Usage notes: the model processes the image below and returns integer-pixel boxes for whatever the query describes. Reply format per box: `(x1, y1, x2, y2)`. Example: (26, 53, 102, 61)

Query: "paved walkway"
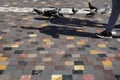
(0, 0, 120, 80)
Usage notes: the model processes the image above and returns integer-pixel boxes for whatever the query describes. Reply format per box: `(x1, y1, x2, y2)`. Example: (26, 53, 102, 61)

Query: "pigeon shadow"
(20, 26, 96, 38)
(34, 17, 120, 28)
(34, 17, 49, 20)
(49, 17, 120, 28)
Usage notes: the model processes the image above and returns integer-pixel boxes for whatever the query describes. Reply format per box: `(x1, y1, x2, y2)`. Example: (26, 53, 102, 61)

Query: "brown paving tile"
(104, 70, 116, 80)
(83, 74, 94, 80)
(54, 65, 65, 70)
(19, 54, 28, 59)
(94, 65, 104, 70)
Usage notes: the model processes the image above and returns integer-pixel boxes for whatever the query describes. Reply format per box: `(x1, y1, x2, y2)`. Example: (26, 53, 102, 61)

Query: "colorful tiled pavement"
(0, 0, 120, 80)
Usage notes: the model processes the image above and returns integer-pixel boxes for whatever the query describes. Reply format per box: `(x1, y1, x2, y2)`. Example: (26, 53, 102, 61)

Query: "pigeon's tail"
(88, 2, 91, 7)
(33, 9, 43, 15)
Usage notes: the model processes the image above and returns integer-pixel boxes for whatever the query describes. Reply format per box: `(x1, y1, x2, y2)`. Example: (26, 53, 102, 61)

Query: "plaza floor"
(0, 0, 120, 80)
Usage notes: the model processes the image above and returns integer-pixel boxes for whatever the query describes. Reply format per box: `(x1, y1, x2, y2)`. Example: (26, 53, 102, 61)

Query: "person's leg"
(96, 0, 120, 38)
(106, 0, 120, 32)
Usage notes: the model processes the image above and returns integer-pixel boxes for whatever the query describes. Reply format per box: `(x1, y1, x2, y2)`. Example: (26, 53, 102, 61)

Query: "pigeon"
(72, 7, 78, 15)
(57, 8, 64, 17)
(100, 4, 111, 14)
(43, 9, 57, 18)
(86, 2, 98, 17)
(33, 8, 63, 19)
(88, 2, 98, 12)
(33, 8, 43, 15)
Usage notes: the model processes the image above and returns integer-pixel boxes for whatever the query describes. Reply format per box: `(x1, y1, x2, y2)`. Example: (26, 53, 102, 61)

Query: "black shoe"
(96, 30, 112, 38)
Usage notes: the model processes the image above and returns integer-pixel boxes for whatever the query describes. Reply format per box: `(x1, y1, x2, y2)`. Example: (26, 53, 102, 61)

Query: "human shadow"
(20, 26, 96, 38)
(21, 25, 120, 38)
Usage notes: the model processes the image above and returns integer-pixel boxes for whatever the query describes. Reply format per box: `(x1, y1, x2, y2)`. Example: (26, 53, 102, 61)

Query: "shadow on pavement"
(21, 17, 120, 38)
(34, 17, 120, 28)
(20, 26, 96, 38)
(34, 17, 49, 21)
(21, 25, 120, 39)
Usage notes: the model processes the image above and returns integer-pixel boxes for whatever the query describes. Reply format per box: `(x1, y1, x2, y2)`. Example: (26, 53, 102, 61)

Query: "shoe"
(96, 30, 112, 38)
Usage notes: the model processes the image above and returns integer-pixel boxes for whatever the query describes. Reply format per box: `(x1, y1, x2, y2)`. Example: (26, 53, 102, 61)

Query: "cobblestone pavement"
(0, 0, 120, 80)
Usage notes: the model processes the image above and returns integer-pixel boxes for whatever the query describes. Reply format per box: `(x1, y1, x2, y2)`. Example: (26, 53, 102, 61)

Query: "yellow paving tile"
(74, 65, 85, 70)
(13, 2, 17, 5)
(46, 42, 54, 45)
(117, 38, 120, 42)
(98, 44, 106, 48)
(35, 65, 45, 70)
(22, 17, 29, 21)
(65, 61, 74, 66)
(43, 39, 51, 43)
(76, 29, 84, 32)
(55, 2, 60, 5)
(96, 24, 104, 27)
(0, 36, 2, 39)
(103, 13, 110, 17)
(102, 60, 112, 66)
(83, 2, 88, 7)
(27, 54, 37, 58)
(77, 41, 85, 45)
(40, 24, 48, 26)
(79, 18, 86, 20)
(0, 65, 7, 70)
(29, 34, 37, 37)
(42, 57, 52, 62)
(66, 36, 75, 40)
(11, 43, 19, 48)
(0, 57, 8, 61)
(90, 50, 99, 54)
(52, 75, 62, 80)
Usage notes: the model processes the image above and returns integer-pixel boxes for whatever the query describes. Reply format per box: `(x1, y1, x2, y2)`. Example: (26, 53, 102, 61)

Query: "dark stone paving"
(0, 0, 120, 80)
